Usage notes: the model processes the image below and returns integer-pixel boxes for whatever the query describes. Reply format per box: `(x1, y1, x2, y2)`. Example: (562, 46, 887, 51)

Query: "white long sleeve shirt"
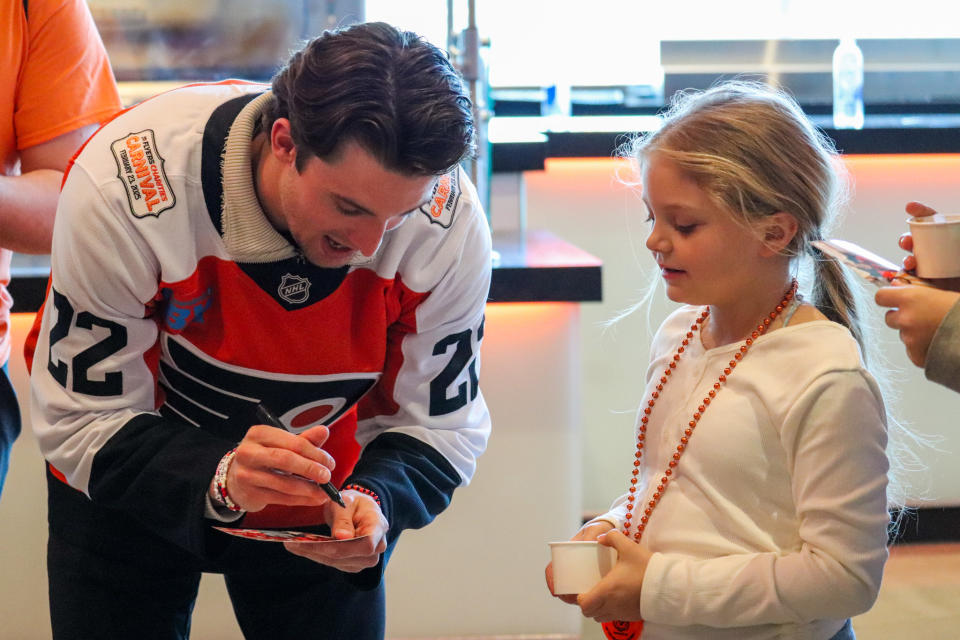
(598, 306, 890, 640)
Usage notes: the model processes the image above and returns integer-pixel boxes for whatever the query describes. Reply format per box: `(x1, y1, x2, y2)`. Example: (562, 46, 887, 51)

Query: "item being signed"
(213, 526, 371, 544)
(811, 239, 932, 288)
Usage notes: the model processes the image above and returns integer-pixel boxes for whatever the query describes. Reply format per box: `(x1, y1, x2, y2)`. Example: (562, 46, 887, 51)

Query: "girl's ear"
(758, 212, 799, 256)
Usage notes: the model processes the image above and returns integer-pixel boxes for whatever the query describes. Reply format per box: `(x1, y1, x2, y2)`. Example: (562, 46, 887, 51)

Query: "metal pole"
(454, 0, 489, 216)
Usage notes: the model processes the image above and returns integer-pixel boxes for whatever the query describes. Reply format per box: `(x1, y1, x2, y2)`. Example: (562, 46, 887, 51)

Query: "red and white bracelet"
(213, 448, 244, 512)
(343, 483, 381, 508)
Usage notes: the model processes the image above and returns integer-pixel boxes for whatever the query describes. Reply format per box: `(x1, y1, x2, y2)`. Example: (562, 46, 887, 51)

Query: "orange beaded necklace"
(602, 279, 798, 640)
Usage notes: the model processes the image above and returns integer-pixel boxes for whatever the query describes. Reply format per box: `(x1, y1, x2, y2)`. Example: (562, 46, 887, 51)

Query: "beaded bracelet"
(213, 448, 244, 512)
(342, 483, 381, 508)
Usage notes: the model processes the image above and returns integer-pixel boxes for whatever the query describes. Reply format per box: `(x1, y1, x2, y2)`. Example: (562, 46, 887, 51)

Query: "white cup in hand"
(907, 213, 960, 278)
(548, 541, 617, 595)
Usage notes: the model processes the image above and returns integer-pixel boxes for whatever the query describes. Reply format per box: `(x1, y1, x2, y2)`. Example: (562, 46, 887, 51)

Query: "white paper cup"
(548, 541, 617, 595)
(908, 213, 960, 278)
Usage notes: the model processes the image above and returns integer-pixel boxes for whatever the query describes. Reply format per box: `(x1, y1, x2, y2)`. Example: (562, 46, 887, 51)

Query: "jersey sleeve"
(27, 161, 230, 555)
(346, 169, 492, 550)
(639, 369, 889, 627)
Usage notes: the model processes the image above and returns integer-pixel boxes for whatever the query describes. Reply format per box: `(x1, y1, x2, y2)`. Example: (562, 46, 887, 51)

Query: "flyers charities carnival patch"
(419, 170, 461, 228)
(111, 130, 176, 218)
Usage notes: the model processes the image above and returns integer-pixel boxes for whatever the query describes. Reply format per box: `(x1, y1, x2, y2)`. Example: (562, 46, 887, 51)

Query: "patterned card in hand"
(213, 526, 369, 543)
(811, 239, 931, 288)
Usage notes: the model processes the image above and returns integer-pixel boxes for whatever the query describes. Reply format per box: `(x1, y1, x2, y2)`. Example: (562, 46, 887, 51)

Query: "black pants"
(0, 363, 21, 497)
(47, 471, 385, 640)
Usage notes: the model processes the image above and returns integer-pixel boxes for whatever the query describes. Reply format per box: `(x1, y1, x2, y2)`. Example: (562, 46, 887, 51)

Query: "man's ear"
(758, 212, 799, 256)
(270, 118, 297, 165)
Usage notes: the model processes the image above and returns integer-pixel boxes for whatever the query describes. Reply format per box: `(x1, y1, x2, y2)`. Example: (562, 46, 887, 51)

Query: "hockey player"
(26, 21, 491, 640)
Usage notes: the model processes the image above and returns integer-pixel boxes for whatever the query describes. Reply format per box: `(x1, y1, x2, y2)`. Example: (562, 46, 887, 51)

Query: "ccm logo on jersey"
(419, 170, 461, 228)
(111, 129, 176, 218)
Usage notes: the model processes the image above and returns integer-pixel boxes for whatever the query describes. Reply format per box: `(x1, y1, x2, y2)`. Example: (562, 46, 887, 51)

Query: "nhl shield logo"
(278, 273, 311, 304)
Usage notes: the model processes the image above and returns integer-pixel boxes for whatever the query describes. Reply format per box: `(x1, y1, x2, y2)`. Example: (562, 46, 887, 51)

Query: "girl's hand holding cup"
(546, 519, 616, 604)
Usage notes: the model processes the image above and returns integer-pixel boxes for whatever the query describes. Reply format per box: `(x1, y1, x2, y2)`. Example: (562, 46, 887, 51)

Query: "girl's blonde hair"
(622, 80, 920, 522)
(627, 81, 863, 349)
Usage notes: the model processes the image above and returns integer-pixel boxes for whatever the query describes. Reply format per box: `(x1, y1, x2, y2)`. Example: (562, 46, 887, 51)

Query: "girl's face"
(642, 152, 770, 309)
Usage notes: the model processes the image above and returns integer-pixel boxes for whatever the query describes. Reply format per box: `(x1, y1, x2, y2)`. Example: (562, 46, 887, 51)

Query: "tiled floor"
(851, 543, 960, 638)
(577, 543, 960, 640)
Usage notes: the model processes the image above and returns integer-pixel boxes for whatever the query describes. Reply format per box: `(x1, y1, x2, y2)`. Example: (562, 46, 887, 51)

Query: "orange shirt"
(1, 0, 122, 366)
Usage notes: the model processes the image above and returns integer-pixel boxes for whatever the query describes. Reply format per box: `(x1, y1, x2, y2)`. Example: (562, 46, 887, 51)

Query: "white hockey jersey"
(26, 81, 492, 546)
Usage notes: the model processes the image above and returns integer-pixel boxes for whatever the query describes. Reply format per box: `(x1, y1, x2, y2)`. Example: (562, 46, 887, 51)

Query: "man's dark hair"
(267, 21, 475, 176)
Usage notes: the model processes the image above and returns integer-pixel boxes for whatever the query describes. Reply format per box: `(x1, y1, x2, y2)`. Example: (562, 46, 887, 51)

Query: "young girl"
(546, 82, 892, 640)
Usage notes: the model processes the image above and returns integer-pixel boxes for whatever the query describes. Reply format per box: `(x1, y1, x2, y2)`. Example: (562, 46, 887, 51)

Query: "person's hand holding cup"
(875, 202, 960, 368)
(903, 201, 960, 290)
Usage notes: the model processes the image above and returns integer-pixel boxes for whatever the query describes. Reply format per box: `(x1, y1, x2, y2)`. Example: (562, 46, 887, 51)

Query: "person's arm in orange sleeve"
(1, 0, 122, 254)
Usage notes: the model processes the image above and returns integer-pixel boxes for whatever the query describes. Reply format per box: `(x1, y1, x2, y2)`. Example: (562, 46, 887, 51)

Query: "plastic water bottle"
(542, 82, 571, 130)
(832, 38, 864, 129)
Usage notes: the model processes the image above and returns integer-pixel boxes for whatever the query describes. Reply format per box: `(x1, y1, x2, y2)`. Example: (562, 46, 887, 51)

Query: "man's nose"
(354, 219, 389, 257)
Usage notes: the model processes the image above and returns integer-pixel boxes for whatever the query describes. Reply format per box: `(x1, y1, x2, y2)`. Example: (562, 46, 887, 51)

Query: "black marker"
(254, 403, 346, 508)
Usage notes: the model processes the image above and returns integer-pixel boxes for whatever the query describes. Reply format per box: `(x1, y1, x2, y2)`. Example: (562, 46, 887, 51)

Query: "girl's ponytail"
(809, 244, 866, 357)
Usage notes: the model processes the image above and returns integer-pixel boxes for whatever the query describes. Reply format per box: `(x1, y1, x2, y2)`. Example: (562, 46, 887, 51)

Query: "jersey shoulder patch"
(111, 129, 176, 218)
(418, 170, 461, 229)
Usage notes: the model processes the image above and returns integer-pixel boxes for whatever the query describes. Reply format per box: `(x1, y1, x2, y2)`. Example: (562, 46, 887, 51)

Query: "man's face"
(273, 140, 437, 268)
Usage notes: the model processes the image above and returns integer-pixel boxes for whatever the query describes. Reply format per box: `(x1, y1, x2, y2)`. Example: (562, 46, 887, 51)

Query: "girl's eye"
(644, 214, 654, 224)
(676, 224, 698, 235)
